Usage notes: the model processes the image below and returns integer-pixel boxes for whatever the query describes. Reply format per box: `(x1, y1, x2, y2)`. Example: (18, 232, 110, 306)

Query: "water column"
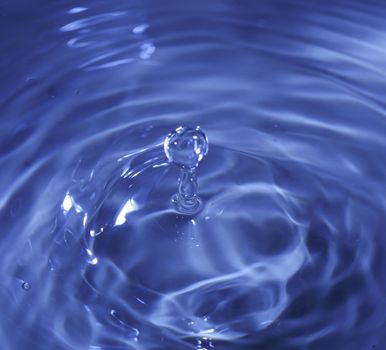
(164, 126, 209, 214)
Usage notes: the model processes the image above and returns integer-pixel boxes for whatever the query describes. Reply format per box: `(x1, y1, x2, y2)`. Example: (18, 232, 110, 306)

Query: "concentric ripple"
(1, 0, 386, 349)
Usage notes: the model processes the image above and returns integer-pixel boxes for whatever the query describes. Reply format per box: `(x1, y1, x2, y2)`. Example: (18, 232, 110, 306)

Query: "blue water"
(1, 0, 386, 349)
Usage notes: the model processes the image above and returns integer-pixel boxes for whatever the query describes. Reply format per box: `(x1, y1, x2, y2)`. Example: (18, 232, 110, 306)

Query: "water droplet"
(164, 126, 208, 169)
(164, 126, 208, 214)
(22, 282, 30, 290)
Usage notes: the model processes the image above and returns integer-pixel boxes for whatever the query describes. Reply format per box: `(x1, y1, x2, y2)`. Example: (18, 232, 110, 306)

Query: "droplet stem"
(174, 167, 200, 213)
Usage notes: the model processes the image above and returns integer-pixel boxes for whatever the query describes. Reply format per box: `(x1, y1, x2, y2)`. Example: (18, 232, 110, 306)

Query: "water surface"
(1, 1, 386, 349)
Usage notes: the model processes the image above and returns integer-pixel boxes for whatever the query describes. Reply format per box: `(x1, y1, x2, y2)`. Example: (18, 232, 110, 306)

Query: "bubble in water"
(164, 126, 208, 169)
(164, 126, 208, 214)
(22, 282, 30, 290)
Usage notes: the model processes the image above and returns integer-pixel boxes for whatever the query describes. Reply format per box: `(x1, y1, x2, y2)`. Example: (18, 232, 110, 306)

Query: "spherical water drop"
(164, 126, 208, 169)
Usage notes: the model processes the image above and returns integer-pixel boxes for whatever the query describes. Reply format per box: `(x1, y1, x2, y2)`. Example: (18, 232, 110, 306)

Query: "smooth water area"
(1, 1, 386, 349)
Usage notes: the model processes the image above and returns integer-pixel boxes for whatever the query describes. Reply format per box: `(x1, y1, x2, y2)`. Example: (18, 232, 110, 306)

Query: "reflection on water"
(1, 0, 386, 349)
(60, 1, 155, 70)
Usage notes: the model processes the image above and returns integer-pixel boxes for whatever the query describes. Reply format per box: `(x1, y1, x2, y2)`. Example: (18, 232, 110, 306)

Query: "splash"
(164, 126, 209, 214)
